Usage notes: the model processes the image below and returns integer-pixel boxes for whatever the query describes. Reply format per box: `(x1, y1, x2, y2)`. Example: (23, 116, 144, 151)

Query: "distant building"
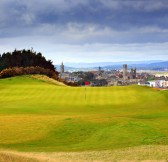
(162, 80, 168, 88)
(130, 68, 136, 79)
(98, 66, 102, 76)
(148, 80, 168, 88)
(138, 81, 150, 86)
(60, 62, 64, 73)
(123, 64, 128, 80)
(138, 80, 168, 88)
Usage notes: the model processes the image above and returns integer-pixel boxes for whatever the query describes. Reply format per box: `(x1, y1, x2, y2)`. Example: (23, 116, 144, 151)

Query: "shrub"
(0, 66, 58, 80)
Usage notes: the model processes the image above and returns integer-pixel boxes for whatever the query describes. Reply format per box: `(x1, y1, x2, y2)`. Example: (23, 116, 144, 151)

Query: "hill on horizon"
(56, 60, 168, 71)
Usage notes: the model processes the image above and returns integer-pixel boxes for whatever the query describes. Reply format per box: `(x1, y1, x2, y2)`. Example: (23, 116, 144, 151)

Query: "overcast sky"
(0, 0, 168, 64)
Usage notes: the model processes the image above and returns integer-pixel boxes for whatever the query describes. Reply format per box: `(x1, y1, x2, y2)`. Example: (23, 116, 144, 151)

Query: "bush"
(0, 66, 58, 80)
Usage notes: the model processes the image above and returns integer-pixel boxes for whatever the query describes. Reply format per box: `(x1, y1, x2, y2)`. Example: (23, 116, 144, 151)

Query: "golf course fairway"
(0, 75, 168, 161)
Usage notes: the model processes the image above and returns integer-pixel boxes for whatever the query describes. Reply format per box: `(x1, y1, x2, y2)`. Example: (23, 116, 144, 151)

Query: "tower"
(99, 66, 101, 72)
(60, 62, 64, 73)
(130, 68, 133, 79)
(130, 67, 136, 79)
(123, 64, 127, 80)
(134, 68, 136, 79)
(98, 66, 101, 75)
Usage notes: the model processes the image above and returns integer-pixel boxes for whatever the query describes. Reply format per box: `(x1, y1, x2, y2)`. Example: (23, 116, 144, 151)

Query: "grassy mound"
(30, 75, 67, 86)
(0, 75, 168, 154)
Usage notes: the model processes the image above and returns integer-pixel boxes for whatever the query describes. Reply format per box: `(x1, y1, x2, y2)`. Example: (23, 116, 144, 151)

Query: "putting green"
(0, 75, 168, 152)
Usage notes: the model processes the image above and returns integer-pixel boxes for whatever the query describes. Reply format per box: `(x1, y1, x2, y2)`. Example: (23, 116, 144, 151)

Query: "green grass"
(0, 75, 168, 152)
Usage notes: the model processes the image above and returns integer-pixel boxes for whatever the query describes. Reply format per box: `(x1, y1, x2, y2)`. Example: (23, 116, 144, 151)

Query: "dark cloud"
(19, 0, 168, 30)
(1, 0, 168, 28)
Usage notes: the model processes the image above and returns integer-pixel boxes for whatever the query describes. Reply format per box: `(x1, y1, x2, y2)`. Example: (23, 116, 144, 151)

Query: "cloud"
(0, 0, 168, 63)
(1, 0, 168, 29)
(1, 21, 168, 45)
(0, 35, 168, 63)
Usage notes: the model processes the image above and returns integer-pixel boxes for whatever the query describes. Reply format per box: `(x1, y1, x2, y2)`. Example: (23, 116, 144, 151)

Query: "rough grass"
(1, 145, 168, 162)
(0, 151, 40, 162)
(0, 75, 168, 160)
(30, 74, 67, 86)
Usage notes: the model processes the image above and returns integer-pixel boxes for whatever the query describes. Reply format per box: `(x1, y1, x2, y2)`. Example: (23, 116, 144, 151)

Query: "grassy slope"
(0, 75, 168, 152)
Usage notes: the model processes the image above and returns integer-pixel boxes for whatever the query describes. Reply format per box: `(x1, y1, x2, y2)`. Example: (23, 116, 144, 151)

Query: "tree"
(0, 49, 56, 72)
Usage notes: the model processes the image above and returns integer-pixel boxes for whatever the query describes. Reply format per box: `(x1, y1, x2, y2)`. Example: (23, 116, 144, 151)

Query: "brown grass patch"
(1, 145, 168, 162)
(30, 75, 67, 86)
(0, 151, 41, 162)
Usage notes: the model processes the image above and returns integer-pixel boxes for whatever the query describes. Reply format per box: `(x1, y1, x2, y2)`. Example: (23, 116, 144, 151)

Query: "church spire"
(60, 61, 64, 73)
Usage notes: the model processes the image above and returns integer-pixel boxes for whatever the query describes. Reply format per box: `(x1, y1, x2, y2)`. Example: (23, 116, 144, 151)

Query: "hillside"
(0, 75, 168, 160)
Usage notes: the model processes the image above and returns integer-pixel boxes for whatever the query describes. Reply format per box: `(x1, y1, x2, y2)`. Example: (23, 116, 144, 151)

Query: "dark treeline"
(0, 49, 55, 72)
